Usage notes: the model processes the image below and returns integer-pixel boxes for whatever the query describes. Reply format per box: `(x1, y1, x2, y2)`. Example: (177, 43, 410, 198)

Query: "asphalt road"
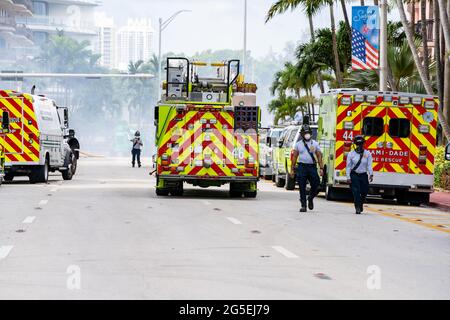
(0, 157, 449, 300)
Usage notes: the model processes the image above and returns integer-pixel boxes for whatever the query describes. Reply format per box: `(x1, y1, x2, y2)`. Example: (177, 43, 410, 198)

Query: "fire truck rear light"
(366, 95, 377, 103)
(412, 97, 422, 105)
(344, 121, 354, 130)
(384, 95, 393, 102)
(335, 170, 340, 177)
(399, 96, 410, 104)
(210, 119, 217, 124)
(354, 95, 364, 102)
(341, 97, 352, 105)
(419, 125, 430, 133)
(161, 154, 169, 160)
(161, 166, 170, 171)
(195, 160, 203, 167)
(232, 168, 239, 173)
(424, 101, 435, 109)
(161, 160, 169, 166)
(176, 166, 184, 172)
(386, 142, 393, 149)
(200, 119, 207, 124)
(224, 106, 234, 112)
(418, 155, 427, 164)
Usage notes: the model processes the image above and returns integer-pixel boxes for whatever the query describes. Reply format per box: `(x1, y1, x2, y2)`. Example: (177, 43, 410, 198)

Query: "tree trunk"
(434, 0, 443, 103)
(308, 14, 325, 93)
(437, 0, 450, 51)
(360, 0, 365, 5)
(330, 4, 343, 87)
(339, 0, 352, 41)
(374, 0, 379, 5)
(421, 0, 430, 81)
(396, 0, 450, 141)
(411, 1, 416, 36)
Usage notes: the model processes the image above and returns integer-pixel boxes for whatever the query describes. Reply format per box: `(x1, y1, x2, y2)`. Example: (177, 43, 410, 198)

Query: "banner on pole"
(352, 6, 380, 70)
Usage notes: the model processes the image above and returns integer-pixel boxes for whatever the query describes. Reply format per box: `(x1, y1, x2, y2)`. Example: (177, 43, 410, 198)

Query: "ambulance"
(154, 57, 260, 197)
(0, 90, 80, 183)
(318, 91, 439, 205)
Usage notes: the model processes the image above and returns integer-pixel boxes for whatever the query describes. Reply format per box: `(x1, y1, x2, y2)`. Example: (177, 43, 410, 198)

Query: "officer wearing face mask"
(346, 135, 374, 214)
(290, 124, 324, 213)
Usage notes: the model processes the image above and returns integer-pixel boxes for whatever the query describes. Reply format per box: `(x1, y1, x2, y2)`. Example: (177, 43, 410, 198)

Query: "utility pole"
(158, 10, 191, 100)
(379, 0, 388, 91)
(242, 0, 248, 79)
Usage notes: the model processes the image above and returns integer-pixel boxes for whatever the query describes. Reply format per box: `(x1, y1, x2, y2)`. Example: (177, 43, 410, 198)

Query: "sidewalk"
(430, 191, 450, 211)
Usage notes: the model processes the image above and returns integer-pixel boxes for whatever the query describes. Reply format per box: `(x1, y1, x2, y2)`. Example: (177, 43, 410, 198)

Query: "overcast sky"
(100, 0, 351, 59)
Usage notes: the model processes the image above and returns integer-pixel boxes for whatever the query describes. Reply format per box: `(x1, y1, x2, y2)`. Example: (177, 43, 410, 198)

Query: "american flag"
(352, 28, 379, 70)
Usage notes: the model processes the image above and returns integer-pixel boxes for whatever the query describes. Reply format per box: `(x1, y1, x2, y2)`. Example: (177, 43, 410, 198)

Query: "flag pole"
(379, 0, 388, 91)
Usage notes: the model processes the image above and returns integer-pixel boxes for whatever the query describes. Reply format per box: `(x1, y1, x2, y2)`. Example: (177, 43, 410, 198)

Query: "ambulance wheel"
(275, 172, 285, 188)
(156, 188, 170, 196)
(244, 191, 257, 198)
(62, 152, 76, 181)
(30, 158, 49, 184)
(4, 173, 14, 182)
(325, 185, 337, 201)
(285, 173, 296, 190)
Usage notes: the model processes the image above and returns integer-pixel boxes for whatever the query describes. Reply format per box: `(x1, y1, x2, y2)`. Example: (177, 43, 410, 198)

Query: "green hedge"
(434, 146, 450, 190)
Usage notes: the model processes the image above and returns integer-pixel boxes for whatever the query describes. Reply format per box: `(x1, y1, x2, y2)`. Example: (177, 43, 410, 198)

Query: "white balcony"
(16, 15, 97, 35)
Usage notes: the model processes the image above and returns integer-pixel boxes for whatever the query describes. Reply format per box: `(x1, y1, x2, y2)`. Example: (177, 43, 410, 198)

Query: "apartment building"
(115, 18, 154, 71)
(16, 0, 99, 47)
(94, 11, 114, 69)
(0, 0, 34, 67)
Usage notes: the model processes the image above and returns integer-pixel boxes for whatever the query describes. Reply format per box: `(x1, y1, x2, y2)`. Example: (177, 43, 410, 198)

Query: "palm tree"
(396, 0, 450, 140)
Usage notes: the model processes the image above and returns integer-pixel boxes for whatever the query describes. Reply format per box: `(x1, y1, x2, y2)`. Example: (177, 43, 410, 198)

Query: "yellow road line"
(365, 206, 450, 235)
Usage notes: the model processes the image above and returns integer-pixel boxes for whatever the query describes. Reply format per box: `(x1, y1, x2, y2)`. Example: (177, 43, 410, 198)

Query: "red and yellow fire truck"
(318, 91, 439, 205)
(154, 58, 260, 197)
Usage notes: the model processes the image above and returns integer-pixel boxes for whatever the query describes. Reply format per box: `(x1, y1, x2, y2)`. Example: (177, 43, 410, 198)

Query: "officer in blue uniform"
(290, 124, 324, 213)
(346, 135, 374, 214)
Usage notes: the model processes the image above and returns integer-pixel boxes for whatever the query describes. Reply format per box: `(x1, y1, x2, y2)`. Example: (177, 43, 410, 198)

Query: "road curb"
(428, 202, 450, 211)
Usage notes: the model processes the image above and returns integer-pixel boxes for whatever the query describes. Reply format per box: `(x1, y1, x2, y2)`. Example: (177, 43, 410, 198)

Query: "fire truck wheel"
(230, 190, 243, 198)
(156, 188, 170, 196)
(3, 173, 14, 182)
(244, 191, 257, 198)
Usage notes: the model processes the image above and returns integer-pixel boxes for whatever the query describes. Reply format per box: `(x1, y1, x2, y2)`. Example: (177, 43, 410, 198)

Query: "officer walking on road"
(131, 131, 143, 168)
(290, 124, 324, 213)
(346, 135, 374, 214)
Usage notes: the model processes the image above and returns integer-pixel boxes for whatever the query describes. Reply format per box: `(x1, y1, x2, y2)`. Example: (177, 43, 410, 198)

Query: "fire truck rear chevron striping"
(0, 90, 80, 184)
(318, 91, 439, 205)
(154, 57, 260, 197)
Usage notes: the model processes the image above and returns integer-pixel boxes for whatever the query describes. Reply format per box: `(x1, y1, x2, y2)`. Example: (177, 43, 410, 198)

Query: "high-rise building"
(115, 18, 154, 71)
(0, 0, 34, 67)
(16, 0, 100, 47)
(94, 12, 114, 69)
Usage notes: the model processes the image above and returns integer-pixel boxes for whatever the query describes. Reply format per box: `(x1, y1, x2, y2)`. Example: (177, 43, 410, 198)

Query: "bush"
(434, 146, 450, 190)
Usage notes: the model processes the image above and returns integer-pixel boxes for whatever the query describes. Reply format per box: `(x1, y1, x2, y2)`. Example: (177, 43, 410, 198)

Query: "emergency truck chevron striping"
(0, 90, 80, 184)
(318, 91, 439, 205)
(153, 58, 260, 197)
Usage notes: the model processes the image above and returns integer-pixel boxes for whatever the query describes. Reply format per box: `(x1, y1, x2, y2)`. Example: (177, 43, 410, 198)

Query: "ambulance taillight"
(343, 142, 352, 159)
(418, 146, 427, 165)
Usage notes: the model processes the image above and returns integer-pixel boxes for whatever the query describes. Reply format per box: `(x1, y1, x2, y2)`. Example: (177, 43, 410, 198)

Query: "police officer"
(131, 131, 143, 168)
(290, 124, 324, 212)
(346, 135, 374, 214)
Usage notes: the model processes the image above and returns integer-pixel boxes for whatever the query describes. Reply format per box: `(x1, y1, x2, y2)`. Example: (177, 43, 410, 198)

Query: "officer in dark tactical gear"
(346, 135, 374, 214)
(290, 124, 324, 213)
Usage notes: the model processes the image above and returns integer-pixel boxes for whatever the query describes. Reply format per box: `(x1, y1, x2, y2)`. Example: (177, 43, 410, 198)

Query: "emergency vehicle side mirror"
(445, 143, 450, 161)
(266, 136, 271, 147)
(63, 109, 69, 128)
(277, 140, 283, 148)
(1, 111, 9, 132)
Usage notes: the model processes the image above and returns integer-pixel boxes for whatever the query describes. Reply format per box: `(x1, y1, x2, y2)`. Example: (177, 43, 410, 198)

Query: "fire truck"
(0, 90, 80, 184)
(154, 57, 260, 197)
(318, 91, 439, 205)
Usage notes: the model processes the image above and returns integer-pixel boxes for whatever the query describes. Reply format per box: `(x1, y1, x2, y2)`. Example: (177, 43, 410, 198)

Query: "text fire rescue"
(369, 149, 409, 163)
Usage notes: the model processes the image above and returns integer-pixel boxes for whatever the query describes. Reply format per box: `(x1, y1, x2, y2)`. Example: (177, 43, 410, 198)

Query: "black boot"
(300, 207, 307, 213)
(308, 197, 314, 210)
(355, 204, 361, 214)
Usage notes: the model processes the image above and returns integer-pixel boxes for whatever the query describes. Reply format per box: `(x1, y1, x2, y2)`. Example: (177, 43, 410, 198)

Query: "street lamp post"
(157, 10, 191, 100)
(242, 0, 248, 79)
(379, 0, 388, 91)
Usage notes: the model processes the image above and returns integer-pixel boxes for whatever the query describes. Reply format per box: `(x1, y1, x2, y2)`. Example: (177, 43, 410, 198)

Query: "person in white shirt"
(290, 124, 324, 213)
(346, 135, 374, 214)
